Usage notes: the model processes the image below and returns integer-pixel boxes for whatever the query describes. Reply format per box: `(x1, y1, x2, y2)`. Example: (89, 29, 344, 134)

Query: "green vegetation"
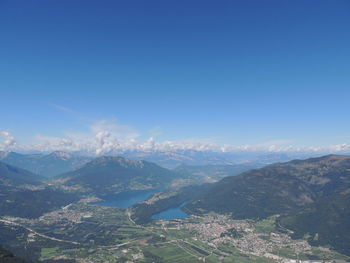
(141, 244, 201, 263)
(0, 161, 79, 218)
(40, 247, 59, 259)
(186, 155, 350, 219)
(214, 243, 273, 263)
(279, 190, 350, 256)
(308, 247, 350, 262)
(0, 161, 42, 186)
(272, 247, 297, 259)
(254, 216, 277, 233)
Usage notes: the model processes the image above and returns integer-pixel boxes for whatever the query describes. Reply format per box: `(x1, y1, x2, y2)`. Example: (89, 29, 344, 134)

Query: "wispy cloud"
(49, 103, 91, 122)
(149, 126, 163, 138)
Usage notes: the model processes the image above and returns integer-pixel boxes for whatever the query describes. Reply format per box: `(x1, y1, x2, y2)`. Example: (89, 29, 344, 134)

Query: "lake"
(92, 189, 161, 209)
(152, 205, 188, 220)
(93, 188, 189, 220)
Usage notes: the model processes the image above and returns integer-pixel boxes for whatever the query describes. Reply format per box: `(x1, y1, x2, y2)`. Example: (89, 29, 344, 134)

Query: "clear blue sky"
(1, 0, 350, 149)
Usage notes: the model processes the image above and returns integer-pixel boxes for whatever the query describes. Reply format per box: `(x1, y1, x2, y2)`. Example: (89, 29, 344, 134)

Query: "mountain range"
(0, 150, 318, 176)
(174, 163, 261, 182)
(0, 151, 91, 178)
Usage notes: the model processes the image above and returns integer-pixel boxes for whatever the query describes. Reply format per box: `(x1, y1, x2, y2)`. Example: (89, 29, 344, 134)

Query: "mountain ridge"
(185, 154, 350, 218)
(0, 161, 42, 187)
(0, 151, 91, 177)
(55, 156, 180, 196)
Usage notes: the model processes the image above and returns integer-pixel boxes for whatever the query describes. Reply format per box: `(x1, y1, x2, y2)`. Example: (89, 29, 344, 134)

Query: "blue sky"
(0, 0, 350, 152)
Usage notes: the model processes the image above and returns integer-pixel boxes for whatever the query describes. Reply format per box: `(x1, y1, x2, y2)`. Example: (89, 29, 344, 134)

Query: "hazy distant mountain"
(0, 151, 91, 177)
(0, 149, 321, 176)
(120, 150, 320, 169)
(174, 163, 261, 182)
(121, 150, 235, 169)
(56, 156, 180, 196)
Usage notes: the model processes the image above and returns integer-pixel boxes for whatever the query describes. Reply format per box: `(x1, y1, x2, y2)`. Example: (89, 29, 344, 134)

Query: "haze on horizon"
(1, 0, 350, 155)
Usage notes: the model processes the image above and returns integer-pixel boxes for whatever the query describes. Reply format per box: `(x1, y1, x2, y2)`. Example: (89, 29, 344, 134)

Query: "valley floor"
(0, 202, 348, 263)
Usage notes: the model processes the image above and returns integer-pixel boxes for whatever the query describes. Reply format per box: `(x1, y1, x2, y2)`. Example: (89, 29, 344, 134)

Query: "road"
(0, 218, 81, 245)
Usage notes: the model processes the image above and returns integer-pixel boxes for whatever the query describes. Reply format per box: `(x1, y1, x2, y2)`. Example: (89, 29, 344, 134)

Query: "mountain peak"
(57, 156, 175, 196)
(88, 156, 145, 169)
(49, 151, 73, 159)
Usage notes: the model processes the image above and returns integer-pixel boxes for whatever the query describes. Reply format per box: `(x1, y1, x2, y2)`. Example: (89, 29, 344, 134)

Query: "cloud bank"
(1, 120, 350, 155)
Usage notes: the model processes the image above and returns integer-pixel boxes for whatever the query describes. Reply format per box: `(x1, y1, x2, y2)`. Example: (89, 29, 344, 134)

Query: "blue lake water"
(92, 189, 161, 209)
(93, 188, 189, 220)
(152, 206, 188, 220)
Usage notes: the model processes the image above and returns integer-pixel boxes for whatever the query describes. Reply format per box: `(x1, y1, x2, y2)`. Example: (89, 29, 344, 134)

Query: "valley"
(0, 153, 350, 262)
(1, 201, 348, 263)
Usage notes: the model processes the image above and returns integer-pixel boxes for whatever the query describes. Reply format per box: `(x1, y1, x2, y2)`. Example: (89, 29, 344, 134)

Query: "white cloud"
(0, 130, 17, 150)
(90, 120, 139, 141)
(29, 135, 80, 152)
(25, 119, 139, 155)
(2, 120, 350, 155)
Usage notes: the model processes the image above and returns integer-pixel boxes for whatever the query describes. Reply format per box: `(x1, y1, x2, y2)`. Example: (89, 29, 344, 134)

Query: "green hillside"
(185, 155, 350, 219)
(0, 161, 43, 186)
(56, 156, 179, 196)
(279, 189, 350, 255)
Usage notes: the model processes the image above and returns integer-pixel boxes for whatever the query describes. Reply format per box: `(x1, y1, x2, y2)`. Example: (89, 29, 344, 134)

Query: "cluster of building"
(37, 204, 93, 224)
(180, 214, 313, 261)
